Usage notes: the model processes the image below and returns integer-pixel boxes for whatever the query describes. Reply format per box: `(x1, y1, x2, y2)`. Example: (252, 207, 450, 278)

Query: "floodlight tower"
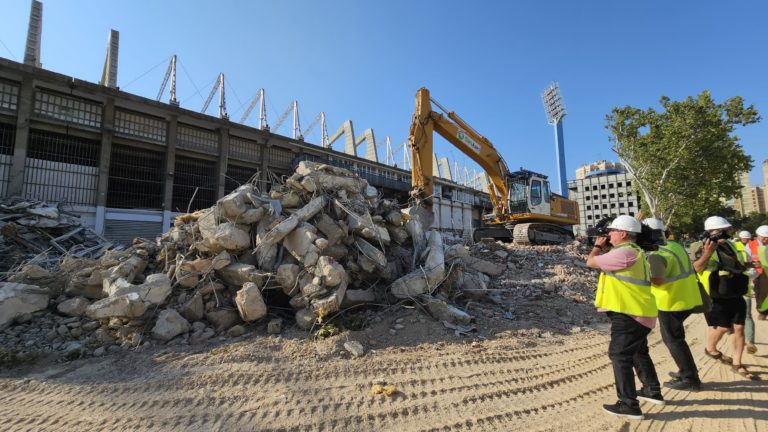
(542, 82, 568, 195)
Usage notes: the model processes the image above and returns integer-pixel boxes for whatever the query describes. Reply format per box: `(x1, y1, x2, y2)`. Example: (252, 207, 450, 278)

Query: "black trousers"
(607, 312, 660, 409)
(658, 309, 700, 382)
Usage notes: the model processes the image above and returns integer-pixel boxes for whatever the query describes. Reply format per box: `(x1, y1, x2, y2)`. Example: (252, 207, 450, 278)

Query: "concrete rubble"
(0, 161, 601, 363)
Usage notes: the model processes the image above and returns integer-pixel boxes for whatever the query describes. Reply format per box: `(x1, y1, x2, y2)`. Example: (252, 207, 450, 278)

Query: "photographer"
(643, 218, 703, 391)
(692, 216, 756, 380)
(586, 215, 661, 420)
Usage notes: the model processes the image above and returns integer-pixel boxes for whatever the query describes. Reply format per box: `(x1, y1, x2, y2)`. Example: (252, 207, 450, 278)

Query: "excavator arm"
(409, 87, 510, 215)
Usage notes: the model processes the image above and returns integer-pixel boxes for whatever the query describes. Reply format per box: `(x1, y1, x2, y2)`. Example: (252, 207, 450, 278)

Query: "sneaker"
(668, 371, 681, 380)
(746, 343, 757, 354)
(637, 388, 666, 406)
(664, 378, 701, 391)
(602, 401, 644, 420)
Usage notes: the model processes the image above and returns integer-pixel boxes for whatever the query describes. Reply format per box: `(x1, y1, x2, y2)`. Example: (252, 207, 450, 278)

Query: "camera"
(586, 217, 613, 247)
(699, 230, 730, 242)
(636, 223, 666, 251)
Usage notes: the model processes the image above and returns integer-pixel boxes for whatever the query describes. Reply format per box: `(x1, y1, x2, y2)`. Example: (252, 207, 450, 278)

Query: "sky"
(1, 0, 766, 190)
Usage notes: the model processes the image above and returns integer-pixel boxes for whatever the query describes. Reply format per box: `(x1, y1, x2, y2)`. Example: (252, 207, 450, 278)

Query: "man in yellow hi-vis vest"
(755, 225, 768, 320)
(643, 218, 703, 391)
(692, 216, 756, 380)
(587, 215, 661, 420)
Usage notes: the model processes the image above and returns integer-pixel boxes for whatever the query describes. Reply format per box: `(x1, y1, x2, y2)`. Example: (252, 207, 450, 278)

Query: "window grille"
(225, 164, 259, 193)
(33, 90, 102, 129)
(229, 136, 261, 162)
(172, 156, 217, 212)
(266, 146, 292, 169)
(0, 123, 15, 197)
(23, 129, 99, 206)
(177, 124, 217, 154)
(0, 81, 19, 113)
(107, 145, 165, 209)
(114, 110, 166, 144)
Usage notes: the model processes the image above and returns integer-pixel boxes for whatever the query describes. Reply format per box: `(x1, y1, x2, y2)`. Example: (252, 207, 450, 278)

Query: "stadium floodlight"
(541, 82, 568, 195)
(542, 83, 566, 125)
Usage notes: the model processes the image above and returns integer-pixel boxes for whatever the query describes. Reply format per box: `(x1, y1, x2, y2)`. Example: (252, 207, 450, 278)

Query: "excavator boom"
(407, 87, 579, 244)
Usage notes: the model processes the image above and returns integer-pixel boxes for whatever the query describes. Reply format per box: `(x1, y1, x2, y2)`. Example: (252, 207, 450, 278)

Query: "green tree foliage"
(606, 91, 759, 230)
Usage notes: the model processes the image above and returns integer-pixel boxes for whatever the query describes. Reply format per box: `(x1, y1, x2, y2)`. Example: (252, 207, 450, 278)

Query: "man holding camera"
(643, 218, 703, 391)
(587, 215, 661, 420)
(692, 216, 756, 380)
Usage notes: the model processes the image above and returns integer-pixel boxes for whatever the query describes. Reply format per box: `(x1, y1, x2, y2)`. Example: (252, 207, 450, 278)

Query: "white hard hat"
(704, 216, 731, 231)
(739, 230, 752, 239)
(642, 218, 666, 231)
(607, 215, 642, 233)
(756, 225, 768, 238)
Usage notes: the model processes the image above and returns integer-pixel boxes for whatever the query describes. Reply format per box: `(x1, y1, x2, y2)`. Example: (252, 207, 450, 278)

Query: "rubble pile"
(0, 162, 610, 364)
(1, 161, 513, 360)
(0, 199, 112, 274)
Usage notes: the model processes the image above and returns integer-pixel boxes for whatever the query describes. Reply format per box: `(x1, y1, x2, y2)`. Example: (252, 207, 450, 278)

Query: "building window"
(593, 195, 599, 200)
(609, 193, 615, 198)
(600, 184, 606, 189)
(601, 194, 607, 199)
(107, 145, 164, 209)
(608, 183, 614, 189)
(586, 205, 591, 210)
(626, 181, 632, 187)
(602, 204, 607, 209)
(592, 185, 598, 190)
(610, 203, 616, 208)
(587, 215, 592, 220)
(619, 203, 625, 208)
(585, 195, 590, 201)
(629, 211, 635, 216)
(617, 182, 623, 187)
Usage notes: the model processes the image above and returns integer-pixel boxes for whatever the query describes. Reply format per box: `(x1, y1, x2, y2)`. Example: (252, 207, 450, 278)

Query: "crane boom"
(272, 102, 294, 133)
(240, 88, 264, 124)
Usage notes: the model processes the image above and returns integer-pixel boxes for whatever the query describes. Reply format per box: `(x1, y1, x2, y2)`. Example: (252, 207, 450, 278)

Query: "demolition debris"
(0, 162, 599, 362)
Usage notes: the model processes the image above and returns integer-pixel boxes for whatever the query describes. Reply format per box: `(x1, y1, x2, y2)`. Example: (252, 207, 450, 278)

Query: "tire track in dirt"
(1, 313, 765, 431)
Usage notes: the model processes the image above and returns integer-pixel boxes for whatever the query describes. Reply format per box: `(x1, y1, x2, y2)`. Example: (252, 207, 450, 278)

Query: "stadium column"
(260, 138, 270, 189)
(8, 75, 34, 196)
(162, 115, 178, 230)
(217, 126, 229, 198)
(94, 96, 115, 235)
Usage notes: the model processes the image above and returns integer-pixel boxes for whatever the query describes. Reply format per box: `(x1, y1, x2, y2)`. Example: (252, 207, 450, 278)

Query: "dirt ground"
(1, 301, 766, 432)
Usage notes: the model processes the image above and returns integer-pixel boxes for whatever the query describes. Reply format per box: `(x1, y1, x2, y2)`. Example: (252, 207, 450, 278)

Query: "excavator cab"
(506, 169, 551, 217)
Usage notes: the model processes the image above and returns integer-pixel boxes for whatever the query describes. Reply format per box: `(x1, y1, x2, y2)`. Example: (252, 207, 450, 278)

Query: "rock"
(239, 206, 266, 224)
(283, 223, 318, 262)
(213, 222, 251, 251)
(235, 282, 268, 322)
(314, 256, 346, 287)
(65, 267, 106, 299)
(69, 327, 83, 338)
(216, 263, 264, 287)
(105, 255, 148, 285)
(190, 328, 215, 345)
(344, 341, 366, 358)
(340, 288, 376, 307)
(85, 293, 147, 320)
(354, 238, 387, 269)
(205, 309, 240, 331)
(93, 346, 106, 356)
(54, 296, 89, 317)
(151, 309, 190, 341)
(267, 318, 282, 334)
(423, 297, 472, 326)
(220, 185, 251, 218)
(314, 213, 345, 246)
(93, 328, 115, 344)
(112, 274, 172, 306)
(494, 250, 509, 259)
(462, 256, 505, 276)
(276, 264, 300, 296)
(0, 282, 50, 330)
(226, 324, 246, 338)
(62, 341, 83, 359)
(295, 308, 317, 330)
(444, 244, 470, 261)
(82, 321, 99, 332)
(180, 292, 204, 322)
(390, 231, 445, 299)
(56, 324, 70, 338)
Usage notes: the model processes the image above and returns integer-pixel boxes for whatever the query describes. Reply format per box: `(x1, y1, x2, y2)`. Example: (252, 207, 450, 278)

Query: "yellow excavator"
(408, 87, 579, 244)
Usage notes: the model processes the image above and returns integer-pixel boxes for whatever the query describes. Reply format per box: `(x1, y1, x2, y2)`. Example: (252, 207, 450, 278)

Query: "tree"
(606, 91, 759, 230)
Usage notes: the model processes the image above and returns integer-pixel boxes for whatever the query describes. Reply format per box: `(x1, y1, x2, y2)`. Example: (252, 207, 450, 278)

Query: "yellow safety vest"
(698, 240, 750, 296)
(760, 245, 768, 271)
(650, 240, 703, 311)
(732, 240, 754, 296)
(595, 243, 657, 317)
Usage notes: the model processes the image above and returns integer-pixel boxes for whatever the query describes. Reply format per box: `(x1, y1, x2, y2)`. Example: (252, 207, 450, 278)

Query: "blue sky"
(1, 0, 766, 188)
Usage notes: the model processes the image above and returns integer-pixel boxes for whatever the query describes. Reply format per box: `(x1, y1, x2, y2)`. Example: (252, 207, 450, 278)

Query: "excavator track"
(511, 223, 574, 245)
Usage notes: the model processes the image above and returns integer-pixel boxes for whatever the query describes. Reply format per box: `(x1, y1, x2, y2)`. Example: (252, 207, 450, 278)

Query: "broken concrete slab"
(151, 309, 190, 341)
(205, 309, 240, 332)
(0, 282, 50, 330)
(56, 296, 90, 317)
(276, 264, 300, 296)
(235, 282, 268, 322)
(462, 256, 505, 276)
(86, 292, 146, 320)
(180, 292, 204, 322)
(112, 274, 172, 306)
